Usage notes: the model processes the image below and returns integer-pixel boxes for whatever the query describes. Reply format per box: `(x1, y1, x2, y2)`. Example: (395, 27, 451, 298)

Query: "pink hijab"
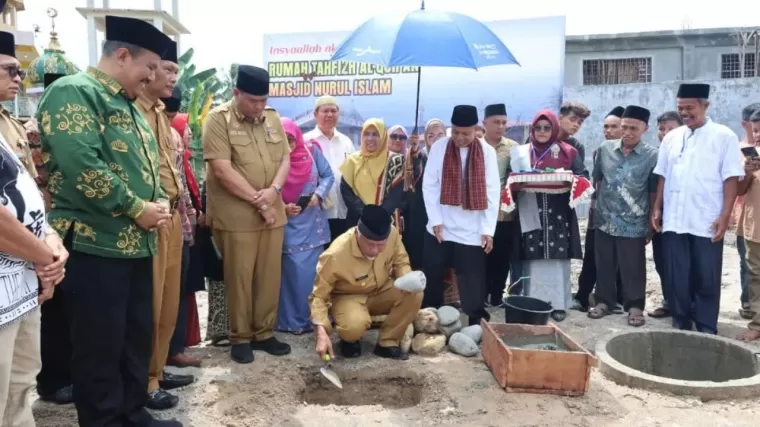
(281, 118, 320, 204)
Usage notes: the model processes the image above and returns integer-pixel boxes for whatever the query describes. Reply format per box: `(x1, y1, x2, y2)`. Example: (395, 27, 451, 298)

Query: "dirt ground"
(33, 221, 760, 427)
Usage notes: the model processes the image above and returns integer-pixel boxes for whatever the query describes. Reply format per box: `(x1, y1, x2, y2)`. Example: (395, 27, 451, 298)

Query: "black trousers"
(662, 232, 723, 334)
(486, 221, 520, 302)
(422, 232, 490, 325)
(62, 248, 154, 427)
(576, 226, 623, 306)
(594, 230, 647, 310)
(327, 218, 348, 246)
(36, 282, 72, 395)
(169, 241, 192, 357)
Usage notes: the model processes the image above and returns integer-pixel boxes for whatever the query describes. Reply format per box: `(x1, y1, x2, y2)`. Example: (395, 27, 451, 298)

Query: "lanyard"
(531, 142, 555, 169)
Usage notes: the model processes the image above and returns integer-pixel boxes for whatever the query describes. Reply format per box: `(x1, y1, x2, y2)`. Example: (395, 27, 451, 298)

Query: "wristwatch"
(272, 184, 282, 195)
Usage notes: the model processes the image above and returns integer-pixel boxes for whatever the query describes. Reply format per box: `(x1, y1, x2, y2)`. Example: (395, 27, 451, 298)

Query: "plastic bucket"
(503, 295, 553, 325)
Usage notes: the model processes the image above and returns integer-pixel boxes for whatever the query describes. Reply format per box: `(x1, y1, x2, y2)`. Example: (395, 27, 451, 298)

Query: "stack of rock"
(409, 306, 483, 357)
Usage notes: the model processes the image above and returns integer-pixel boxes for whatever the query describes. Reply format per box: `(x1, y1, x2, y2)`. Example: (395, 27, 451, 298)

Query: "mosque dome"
(26, 8, 79, 86)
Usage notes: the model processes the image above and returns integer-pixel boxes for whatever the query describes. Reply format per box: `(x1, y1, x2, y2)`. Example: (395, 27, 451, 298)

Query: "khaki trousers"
(0, 308, 40, 427)
(214, 227, 285, 344)
(744, 239, 760, 331)
(148, 213, 183, 393)
(332, 280, 423, 347)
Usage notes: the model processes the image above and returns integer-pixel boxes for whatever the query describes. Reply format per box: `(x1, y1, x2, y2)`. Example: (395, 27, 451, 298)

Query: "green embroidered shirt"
(37, 67, 166, 259)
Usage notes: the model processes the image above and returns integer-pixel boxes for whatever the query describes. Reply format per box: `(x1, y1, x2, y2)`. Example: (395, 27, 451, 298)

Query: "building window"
(721, 53, 756, 79)
(582, 58, 652, 85)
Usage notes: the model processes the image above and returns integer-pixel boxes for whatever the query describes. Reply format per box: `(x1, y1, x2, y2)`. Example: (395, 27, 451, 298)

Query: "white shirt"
(304, 127, 355, 219)
(423, 137, 500, 246)
(0, 134, 44, 329)
(653, 119, 744, 238)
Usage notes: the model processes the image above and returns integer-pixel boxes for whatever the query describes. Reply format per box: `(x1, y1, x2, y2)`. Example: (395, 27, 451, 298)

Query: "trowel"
(320, 355, 343, 389)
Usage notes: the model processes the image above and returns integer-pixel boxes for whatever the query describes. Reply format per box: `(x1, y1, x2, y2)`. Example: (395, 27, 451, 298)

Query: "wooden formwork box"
(481, 321, 597, 396)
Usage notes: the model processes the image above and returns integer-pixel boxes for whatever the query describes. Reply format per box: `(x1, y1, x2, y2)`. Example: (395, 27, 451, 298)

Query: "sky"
(17, 0, 757, 73)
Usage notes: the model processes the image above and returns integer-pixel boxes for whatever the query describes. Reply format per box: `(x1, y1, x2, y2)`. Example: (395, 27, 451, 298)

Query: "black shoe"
(340, 340, 361, 358)
(250, 337, 291, 356)
(230, 343, 254, 364)
(159, 372, 194, 391)
(38, 384, 73, 405)
(373, 345, 409, 360)
(146, 389, 179, 410)
(149, 419, 183, 427)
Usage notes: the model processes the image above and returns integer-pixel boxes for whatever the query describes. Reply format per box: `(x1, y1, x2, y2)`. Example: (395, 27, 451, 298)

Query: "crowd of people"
(0, 11, 759, 427)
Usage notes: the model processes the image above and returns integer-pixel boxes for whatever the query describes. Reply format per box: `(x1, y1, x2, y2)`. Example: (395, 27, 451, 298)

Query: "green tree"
(214, 63, 238, 106)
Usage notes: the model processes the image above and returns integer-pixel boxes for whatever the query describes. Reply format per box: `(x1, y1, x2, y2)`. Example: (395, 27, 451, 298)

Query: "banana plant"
(177, 47, 223, 181)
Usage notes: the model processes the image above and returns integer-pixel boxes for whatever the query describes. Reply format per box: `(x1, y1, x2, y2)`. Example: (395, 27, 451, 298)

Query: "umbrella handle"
(413, 67, 422, 134)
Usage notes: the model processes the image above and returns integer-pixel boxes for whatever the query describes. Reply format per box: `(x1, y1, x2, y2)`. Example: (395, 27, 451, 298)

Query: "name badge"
(230, 130, 247, 137)
(355, 274, 369, 281)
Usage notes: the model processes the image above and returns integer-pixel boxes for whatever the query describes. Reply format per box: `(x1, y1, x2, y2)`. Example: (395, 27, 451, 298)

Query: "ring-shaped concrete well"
(596, 330, 760, 400)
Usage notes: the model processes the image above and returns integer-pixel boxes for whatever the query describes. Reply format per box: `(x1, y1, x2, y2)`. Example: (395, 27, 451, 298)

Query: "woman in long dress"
(200, 180, 229, 346)
(276, 118, 334, 334)
(515, 110, 585, 321)
(340, 118, 405, 228)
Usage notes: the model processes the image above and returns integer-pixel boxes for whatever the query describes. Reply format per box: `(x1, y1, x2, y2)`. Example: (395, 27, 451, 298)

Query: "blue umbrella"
(331, 1, 520, 130)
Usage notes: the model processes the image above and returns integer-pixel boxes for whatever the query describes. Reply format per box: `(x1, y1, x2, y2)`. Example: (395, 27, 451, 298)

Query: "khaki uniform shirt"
(308, 227, 412, 334)
(136, 97, 181, 201)
(0, 106, 37, 178)
(203, 100, 290, 231)
(490, 136, 518, 221)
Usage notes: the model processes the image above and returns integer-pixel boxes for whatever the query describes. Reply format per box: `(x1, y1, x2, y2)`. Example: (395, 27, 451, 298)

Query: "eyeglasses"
(533, 125, 552, 132)
(1, 66, 25, 80)
(389, 134, 408, 141)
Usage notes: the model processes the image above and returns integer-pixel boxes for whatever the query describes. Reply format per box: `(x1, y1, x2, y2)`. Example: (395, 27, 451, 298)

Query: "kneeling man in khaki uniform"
(310, 205, 424, 361)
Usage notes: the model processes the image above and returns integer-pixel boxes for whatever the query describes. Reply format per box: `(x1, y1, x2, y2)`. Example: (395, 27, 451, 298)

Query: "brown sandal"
(628, 309, 646, 327)
(648, 306, 671, 318)
(588, 303, 610, 319)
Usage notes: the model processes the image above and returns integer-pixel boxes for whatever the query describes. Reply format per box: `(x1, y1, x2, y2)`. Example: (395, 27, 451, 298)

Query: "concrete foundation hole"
(605, 331, 759, 382)
(300, 369, 423, 408)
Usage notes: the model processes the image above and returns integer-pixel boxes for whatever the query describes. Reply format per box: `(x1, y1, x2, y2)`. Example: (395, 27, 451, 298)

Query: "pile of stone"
(406, 306, 483, 357)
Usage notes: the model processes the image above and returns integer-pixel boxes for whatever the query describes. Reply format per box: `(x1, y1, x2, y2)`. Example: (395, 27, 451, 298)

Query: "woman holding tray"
(509, 110, 587, 321)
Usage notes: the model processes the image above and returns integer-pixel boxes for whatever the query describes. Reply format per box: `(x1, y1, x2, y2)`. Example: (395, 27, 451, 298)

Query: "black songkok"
(622, 105, 651, 124)
(607, 106, 625, 118)
(677, 83, 710, 99)
(44, 73, 65, 89)
(0, 31, 15, 57)
(161, 40, 178, 63)
(161, 87, 182, 113)
(357, 205, 391, 241)
(484, 103, 507, 118)
(236, 65, 269, 96)
(451, 105, 479, 127)
(105, 15, 170, 56)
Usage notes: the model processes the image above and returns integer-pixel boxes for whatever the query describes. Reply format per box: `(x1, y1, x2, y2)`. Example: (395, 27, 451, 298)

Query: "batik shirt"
(37, 67, 165, 258)
(593, 139, 658, 238)
(172, 127, 196, 243)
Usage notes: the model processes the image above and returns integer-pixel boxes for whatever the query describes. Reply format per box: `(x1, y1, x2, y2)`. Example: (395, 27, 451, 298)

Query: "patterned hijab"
(340, 118, 389, 203)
